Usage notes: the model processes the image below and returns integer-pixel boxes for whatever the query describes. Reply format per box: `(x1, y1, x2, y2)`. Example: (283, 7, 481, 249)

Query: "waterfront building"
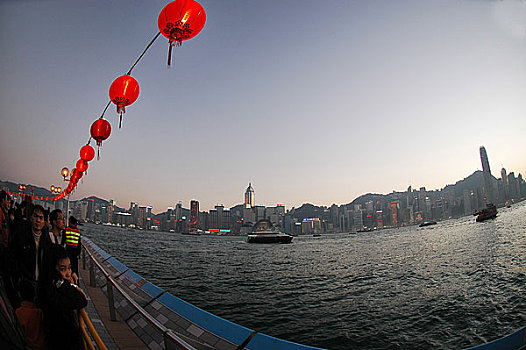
(301, 218, 321, 234)
(108, 200, 116, 223)
(363, 211, 374, 229)
(243, 207, 256, 225)
(330, 204, 339, 232)
(80, 201, 88, 221)
(418, 187, 427, 219)
(501, 167, 508, 199)
(254, 205, 266, 222)
(189, 200, 199, 232)
(146, 206, 153, 229)
(508, 172, 519, 199)
(479, 146, 496, 203)
(352, 208, 364, 231)
(518, 173, 525, 198)
(376, 210, 384, 228)
(390, 200, 399, 227)
(165, 207, 174, 231)
(175, 201, 183, 221)
(265, 205, 285, 229)
(209, 204, 230, 231)
(244, 183, 255, 208)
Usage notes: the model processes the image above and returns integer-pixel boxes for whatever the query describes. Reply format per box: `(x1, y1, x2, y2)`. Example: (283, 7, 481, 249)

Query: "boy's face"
(56, 257, 72, 281)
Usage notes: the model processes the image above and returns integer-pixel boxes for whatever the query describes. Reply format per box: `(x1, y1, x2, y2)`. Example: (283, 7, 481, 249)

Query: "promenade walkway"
(79, 258, 146, 349)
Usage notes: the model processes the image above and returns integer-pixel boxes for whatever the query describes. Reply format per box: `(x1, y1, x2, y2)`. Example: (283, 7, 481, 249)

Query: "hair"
(19, 279, 36, 302)
(52, 247, 69, 268)
(0, 190, 10, 202)
(31, 205, 45, 216)
(69, 216, 78, 226)
(50, 209, 62, 224)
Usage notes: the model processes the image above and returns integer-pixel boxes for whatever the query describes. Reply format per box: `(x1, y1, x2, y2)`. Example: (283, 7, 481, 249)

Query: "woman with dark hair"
(39, 248, 87, 350)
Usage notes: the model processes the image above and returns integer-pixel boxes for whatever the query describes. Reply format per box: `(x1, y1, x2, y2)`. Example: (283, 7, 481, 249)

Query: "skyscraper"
(244, 183, 255, 209)
(189, 200, 199, 232)
(479, 146, 495, 203)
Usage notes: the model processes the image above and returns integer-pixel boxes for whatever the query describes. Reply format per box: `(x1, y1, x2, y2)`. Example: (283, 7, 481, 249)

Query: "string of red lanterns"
(53, 0, 206, 201)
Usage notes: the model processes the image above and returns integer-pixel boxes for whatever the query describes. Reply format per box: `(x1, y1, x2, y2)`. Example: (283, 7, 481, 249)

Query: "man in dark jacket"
(8, 205, 52, 307)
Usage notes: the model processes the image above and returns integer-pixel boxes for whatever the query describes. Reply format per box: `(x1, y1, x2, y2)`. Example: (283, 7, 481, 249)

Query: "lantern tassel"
(97, 147, 100, 160)
(119, 113, 123, 129)
(167, 41, 173, 67)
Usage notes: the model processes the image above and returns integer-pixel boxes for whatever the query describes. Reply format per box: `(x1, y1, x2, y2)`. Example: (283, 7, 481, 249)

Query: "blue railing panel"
(464, 326, 526, 350)
(106, 257, 128, 274)
(122, 269, 164, 299)
(157, 292, 254, 346)
(246, 333, 325, 350)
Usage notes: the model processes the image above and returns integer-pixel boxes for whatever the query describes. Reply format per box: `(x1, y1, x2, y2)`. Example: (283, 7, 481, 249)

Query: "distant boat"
(247, 219, 293, 244)
(474, 203, 497, 222)
(419, 221, 437, 227)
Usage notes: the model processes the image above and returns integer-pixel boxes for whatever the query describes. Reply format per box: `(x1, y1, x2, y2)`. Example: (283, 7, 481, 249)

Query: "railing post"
(106, 277, 117, 321)
(89, 260, 96, 288)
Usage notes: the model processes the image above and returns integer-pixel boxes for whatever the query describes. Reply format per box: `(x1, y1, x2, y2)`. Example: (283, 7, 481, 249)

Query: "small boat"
(419, 221, 437, 227)
(247, 219, 293, 244)
(475, 203, 497, 222)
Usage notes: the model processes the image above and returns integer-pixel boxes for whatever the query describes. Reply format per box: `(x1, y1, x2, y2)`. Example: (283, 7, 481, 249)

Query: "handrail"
(82, 242, 197, 350)
(80, 309, 108, 350)
(79, 315, 97, 350)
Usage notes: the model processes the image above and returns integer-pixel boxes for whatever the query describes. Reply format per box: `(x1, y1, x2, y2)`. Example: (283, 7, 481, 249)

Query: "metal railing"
(79, 308, 107, 350)
(81, 243, 197, 350)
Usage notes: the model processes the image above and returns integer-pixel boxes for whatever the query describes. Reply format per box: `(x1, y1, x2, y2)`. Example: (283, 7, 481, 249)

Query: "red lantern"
(76, 159, 88, 173)
(109, 75, 140, 128)
(70, 168, 82, 185)
(158, 0, 206, 66)
(80, 144, 95, 162)
(90, 118, 111, 159)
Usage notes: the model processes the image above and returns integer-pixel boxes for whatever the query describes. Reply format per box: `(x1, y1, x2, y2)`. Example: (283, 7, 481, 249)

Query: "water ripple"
(84, 202, 526, 350)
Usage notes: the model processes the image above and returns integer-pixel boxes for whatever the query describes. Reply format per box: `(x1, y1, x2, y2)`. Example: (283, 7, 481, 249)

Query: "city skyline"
(1, 1, 525, 211)
(2, 151, 523, 215)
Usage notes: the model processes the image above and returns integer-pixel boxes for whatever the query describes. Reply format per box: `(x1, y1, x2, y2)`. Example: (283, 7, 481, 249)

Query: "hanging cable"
(99, 100, 111, 119)
(127, 32, 161, 75)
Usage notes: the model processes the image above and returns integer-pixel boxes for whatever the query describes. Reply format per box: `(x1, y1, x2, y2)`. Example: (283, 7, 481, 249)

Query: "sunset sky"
(1, 0, 525, 213)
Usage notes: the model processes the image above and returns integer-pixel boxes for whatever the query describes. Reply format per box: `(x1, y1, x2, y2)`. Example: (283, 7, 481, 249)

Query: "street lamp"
(18, 184, 26, 203)
(61, 167, 70, 181)
(60, 167, 71, 225)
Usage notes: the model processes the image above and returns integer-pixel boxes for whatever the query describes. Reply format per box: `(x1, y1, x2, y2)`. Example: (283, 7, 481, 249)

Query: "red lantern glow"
(76, 159, 88, 173)
(109, 75, 140, 128)
(158, 0, 206, 66)
(80, 144, 95, 162)
(90, 118, 111, 158)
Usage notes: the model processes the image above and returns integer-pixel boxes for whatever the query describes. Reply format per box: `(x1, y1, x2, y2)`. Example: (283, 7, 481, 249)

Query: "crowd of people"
(0, 190, 86, 350)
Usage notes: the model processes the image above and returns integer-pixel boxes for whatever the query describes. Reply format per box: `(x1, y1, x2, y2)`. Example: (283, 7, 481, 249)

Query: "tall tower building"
(244, 183, 255, 209)
(479, 146, 495, 203)
(189, 200, 199, 232)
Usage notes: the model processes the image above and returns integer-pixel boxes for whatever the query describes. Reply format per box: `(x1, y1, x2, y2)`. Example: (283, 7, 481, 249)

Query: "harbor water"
(83, 202, 526, 350)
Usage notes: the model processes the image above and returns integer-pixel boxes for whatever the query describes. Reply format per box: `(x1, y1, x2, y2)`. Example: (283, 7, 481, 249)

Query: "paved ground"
(79, 260, 147, 349)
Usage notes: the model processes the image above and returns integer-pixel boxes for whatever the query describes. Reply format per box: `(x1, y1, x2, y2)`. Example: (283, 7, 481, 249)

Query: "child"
(15, 279, 45, 349)
(40, 249, 87, 350)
